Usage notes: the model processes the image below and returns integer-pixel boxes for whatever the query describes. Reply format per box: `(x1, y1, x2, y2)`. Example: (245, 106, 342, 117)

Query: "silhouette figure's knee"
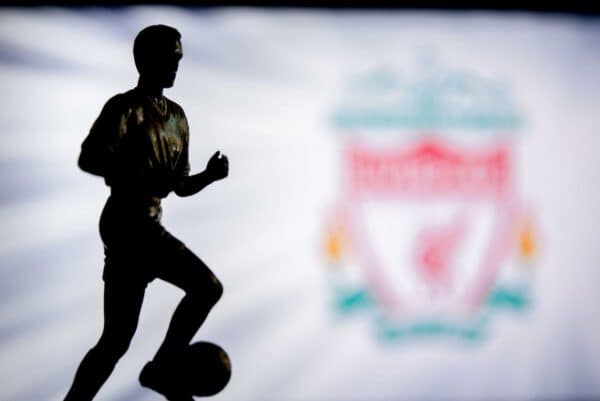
(187, 275, 223, 306)
(210, 277, 223, 304)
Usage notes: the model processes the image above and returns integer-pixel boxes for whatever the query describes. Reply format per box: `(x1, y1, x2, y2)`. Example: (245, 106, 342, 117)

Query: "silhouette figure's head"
(134, 25, 182, 89)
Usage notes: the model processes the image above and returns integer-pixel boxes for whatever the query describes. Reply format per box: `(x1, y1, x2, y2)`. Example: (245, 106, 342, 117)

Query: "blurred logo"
(323, 63, 538, 341)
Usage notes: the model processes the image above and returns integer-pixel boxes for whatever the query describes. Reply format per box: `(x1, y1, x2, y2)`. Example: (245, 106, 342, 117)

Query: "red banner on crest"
(345, 140, 511, 199)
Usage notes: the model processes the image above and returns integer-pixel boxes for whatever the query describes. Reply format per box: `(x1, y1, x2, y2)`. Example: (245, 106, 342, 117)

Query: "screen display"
(1, 7, 599, 401)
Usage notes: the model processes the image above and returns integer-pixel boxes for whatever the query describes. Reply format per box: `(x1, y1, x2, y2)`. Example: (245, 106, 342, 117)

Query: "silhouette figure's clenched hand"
(206, 151, 229, 181)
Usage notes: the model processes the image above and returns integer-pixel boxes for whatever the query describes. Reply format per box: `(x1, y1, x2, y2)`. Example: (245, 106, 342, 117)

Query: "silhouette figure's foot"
(139, 360, 194, 401)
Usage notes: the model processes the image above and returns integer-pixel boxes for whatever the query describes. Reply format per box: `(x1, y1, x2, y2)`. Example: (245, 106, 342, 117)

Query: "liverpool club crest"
(323, 64, 538, 341)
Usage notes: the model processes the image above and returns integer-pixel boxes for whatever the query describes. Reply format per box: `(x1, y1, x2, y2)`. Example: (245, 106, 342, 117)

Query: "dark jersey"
(80, 87, 190, 219)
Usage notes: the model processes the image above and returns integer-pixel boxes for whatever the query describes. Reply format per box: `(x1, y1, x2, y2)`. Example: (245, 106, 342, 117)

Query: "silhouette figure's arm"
(174, 151, 228, 197)
(174, 170, 215, 197)
(78, 142, 117, 181)
(78, 96, 125, 185)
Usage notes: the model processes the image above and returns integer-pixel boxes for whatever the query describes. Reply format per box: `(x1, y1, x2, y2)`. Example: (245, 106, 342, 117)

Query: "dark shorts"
(99, 196, 214, 288)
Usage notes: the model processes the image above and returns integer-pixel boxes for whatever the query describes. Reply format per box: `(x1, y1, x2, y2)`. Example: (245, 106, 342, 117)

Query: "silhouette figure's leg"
(64, 279, 146, 401)
(153, 246, 222, 363)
